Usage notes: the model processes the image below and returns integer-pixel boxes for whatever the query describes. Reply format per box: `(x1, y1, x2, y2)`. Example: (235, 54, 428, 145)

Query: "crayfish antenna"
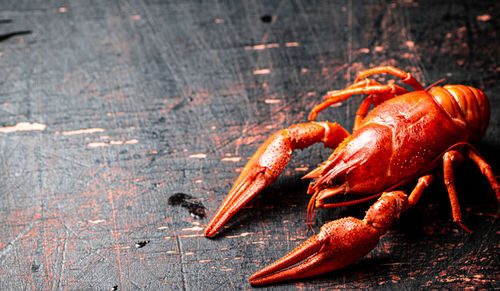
(306, 191, 319, 235)
(249, 191, 408, 286)
(305, 186, 346, 234)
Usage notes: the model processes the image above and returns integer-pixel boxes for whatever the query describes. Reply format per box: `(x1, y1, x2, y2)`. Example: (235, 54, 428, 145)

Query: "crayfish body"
(204, 66, 500, 285)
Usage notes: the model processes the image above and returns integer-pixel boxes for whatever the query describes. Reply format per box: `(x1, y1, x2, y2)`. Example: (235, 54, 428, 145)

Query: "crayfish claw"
(204, 166, 271, 237)
(249, 233, 325, 285)
(249, 191, 408, 285)
(204, 122, 350, 237)
(249, 217, 381, 285)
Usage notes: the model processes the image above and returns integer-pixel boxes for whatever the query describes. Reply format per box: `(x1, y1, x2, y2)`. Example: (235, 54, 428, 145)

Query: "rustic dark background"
(0, 0, 498, 290)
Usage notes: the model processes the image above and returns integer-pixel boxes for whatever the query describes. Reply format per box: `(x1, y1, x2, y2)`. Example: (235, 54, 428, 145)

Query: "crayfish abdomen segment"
(429, 85, 490, 142)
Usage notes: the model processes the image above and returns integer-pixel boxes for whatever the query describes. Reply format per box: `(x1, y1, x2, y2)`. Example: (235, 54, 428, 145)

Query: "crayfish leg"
(309, 84, 408, 121)
(406, 174, 435, 209)
(354, 65, 425, 91)
(465, 148, 500, 202)
(440, 146, 500, 233)
(443, 150, 471, 232)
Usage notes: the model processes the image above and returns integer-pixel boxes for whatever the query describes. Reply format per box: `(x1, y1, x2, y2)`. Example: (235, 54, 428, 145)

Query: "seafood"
(205, 66, 500, 285)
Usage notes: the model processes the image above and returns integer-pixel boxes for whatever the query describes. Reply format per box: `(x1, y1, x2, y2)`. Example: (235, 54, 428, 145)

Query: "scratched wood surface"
(0, 0, 499, 290)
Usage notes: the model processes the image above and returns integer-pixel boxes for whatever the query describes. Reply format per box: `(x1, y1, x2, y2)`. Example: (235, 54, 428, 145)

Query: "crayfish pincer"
(204, 66, 500, 285)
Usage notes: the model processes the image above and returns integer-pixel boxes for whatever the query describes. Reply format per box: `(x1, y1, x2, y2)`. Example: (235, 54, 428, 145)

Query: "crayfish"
(204, 66, 500, 285)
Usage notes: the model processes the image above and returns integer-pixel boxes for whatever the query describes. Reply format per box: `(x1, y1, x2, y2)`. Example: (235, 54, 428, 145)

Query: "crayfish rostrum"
(204, 66, 500, 285)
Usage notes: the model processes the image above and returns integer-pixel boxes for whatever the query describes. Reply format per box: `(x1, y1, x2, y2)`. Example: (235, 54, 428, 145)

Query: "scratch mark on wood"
(88, 219, 106, 224)
(0, 218, 37, 261)
(221, 157, 242, 162)
(111, 140, 138, 145)
(476, 14, 491, 22)
(188, 153, 207, 159)
(61, 128, 105, 135)
(226, 232, 253, 238)
(253, 69, 271, 75)
(87, 142, 111, 148)
(181, 226, 203, 232)
(54, 229, 69, 291)
(174, 236, 187, 291)
(87, 139, 139, 148)
(0, 122, 46, 133)
(245, 43, 280, 50)
(107, 190, 123, 290)
(264, 99, 281, 104)
(406, 41, 415, 49)
(164, 233, 204, 239)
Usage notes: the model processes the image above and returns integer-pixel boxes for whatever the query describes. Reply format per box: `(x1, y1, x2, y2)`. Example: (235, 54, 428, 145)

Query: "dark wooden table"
(0, 1, 498, 290)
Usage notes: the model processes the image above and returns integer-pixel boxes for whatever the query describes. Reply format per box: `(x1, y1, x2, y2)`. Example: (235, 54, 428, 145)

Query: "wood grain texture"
(0, 0, 498, 290)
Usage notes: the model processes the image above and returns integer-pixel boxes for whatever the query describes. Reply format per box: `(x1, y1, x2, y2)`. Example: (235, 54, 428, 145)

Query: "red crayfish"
(204, 66, 500, 285)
